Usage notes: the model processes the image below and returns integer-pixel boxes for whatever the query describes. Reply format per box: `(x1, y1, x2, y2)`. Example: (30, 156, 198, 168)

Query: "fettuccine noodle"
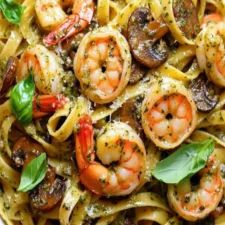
(0, 0, 225, 224)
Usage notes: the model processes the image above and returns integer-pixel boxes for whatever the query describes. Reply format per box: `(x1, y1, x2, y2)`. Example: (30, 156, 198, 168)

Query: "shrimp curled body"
(16, 44, 64, 95)
(75, 115, 146, 196)
(74, 27, 131, 104)
(16, 44, 68, 118)
(142, 77, 197, 149)
(35, 0, 94, 46)
(196, 15, 225, 87)
(167, 158, 224, 221)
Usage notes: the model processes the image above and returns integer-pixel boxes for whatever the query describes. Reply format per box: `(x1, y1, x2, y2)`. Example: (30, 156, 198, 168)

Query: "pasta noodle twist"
(1, 0, 225, 224)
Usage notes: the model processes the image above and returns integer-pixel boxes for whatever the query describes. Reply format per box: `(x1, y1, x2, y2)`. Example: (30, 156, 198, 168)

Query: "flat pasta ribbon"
(87, 192, 169, 218)
(47, 96, 90, 142)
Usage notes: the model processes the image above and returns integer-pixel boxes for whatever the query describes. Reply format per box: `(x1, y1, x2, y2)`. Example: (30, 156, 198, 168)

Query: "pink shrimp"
(168, 157, 223, 221)
(141, 78, 197, 149)
(16, 44, 69, 118)
(40, 0, 94, 46)
(201, 13, 224, 28)
(196, 14, 225, 87)
(75, 115, 146, 196)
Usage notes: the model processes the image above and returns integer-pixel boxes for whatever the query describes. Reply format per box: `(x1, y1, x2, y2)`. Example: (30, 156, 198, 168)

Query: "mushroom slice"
(127, 7, 169, 68)
(173, 0, 200, 40)
(12, 136, 44, 168)
(142, 77, 197, 149)
(0, 57, 17, 103)
(12, 136, 66, 211)
(161, 0, 200, 45)
(30, 167, 66, 211)
(189, 74, 219, 112)
(129, 59, 147, 84)
(116, 98, 143, 135)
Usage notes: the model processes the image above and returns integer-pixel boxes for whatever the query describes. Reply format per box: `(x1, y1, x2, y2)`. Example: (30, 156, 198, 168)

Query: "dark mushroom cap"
(189, 74, 219, 112)
(127, 7, 169, 68)
(12, 137, 66, 211)
(30, 167, 66, 211)
(0, 57, 17, 103)
(12, 136, 44, 168)
(173, 0, 200, 40)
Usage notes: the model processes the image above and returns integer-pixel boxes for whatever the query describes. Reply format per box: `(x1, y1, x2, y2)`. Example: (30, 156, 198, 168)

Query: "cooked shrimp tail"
(76, 115, 95, 169)
(43, 14, 81, 46)
(33, 94, 69, 118)
(43, 0, 94, 46)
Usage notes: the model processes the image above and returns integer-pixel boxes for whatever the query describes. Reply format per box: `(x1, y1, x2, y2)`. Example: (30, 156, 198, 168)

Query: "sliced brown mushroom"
(116, 98, 143, 135)
(173, 0, 200, 40)
(129, 59, 147, 84)
(127, 7, 169, 68)
(12, 136, 44, 168)
(30, 166, 66, 211)
(189, 74, 219, 112)
(12, 136, 66, 211)
(0, 56, 17, 103)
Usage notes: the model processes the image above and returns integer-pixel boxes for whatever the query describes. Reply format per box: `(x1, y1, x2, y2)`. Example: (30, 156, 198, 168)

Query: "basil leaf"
(152, 139, 214, 184)
(0, 0, 23, 25)
(18, 153, 47, 192)
(10, 74, 34, 125)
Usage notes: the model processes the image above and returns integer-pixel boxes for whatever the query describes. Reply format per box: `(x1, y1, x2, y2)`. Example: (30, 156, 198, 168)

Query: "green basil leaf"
(10, 74, 34, 125)
(152, 139, 214, 184)
(18, 153, 47, 192)
(0, 0, 24, 25)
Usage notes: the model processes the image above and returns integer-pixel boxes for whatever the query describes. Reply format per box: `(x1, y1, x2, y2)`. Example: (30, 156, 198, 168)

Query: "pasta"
(0, 0, 225, 225)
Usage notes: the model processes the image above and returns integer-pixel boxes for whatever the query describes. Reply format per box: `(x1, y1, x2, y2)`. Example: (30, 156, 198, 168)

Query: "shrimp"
(32, 94, 68, 118)
(17, 44, 63, 95)
(36, 0, 94, 46)
(201, 13, 224, 28)
(196, 16, 225, 87)
(147, 94, 193, 141)
(16, 44, 68, 118)
(197, 13, 224, 70)
(167, 157, 223, 221)
(75, 115, 146, 196)
(142, 78, 197, 149)
(84, 38, 122, 94)
(74, 27, 131, 104)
